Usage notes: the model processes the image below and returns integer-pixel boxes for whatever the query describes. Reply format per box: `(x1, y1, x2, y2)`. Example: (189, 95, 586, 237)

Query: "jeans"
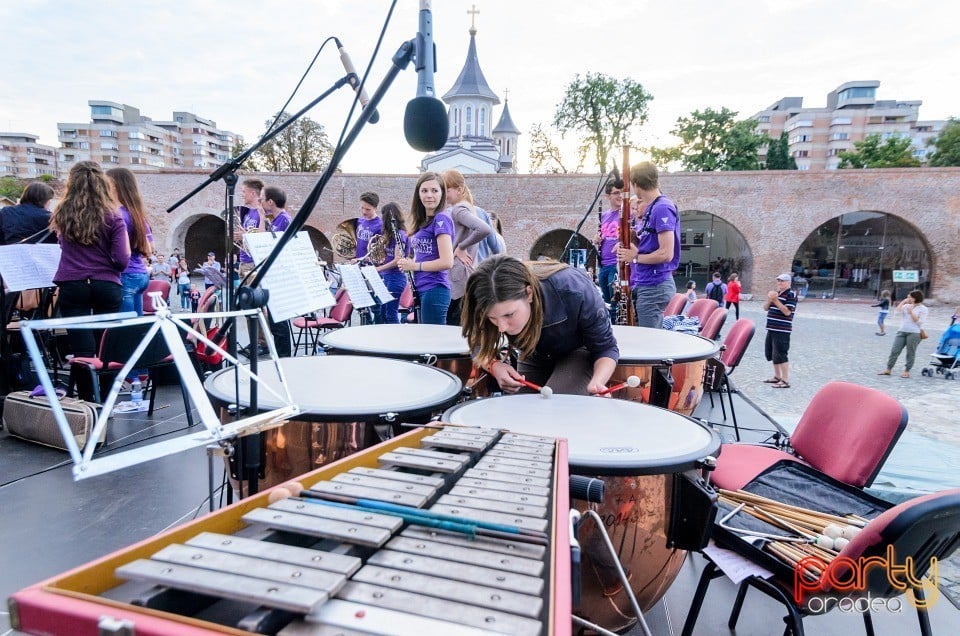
(632, 277, 677, 328)
(377, 271, 407, 324)
(120, 272, 151, 316)
(598, 264, 617, 322)
(178, 282, 191, 310)
(418, 285, 450, 325)
(57, 279, 122, 357)
(887, 331, 922, 371)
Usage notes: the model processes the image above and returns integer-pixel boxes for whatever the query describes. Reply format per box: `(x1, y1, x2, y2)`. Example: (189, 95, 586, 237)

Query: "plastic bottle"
(131, 378, 143, 405)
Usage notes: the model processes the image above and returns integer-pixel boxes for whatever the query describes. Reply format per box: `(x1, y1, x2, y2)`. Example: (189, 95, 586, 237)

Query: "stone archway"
(180, 214, 227, 268)
(791, 211, 933, 300)
(677, 210, 753, 291)
(529, 229, 596, 270)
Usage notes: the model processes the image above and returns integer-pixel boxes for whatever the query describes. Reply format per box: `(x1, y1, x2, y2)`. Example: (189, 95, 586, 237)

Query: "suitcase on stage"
(2, 390, 102, 451)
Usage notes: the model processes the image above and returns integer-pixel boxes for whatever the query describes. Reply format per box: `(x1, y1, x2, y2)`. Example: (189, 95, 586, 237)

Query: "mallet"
(596, 375, 641, 396)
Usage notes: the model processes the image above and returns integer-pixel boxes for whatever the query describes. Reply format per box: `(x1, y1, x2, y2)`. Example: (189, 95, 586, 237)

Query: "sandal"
(901, 372, 910, 378)
(762, 377, 782, 383)
(877, 370, 891, 375)
(772, 380, 791, 388)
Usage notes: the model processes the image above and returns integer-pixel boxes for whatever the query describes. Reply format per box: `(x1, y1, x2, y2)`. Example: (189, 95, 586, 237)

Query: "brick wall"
(138, 167, 960, 301)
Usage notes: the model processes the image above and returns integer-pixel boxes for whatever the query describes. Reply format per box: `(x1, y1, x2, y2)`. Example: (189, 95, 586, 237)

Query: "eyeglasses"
(609, 190, 623, 196)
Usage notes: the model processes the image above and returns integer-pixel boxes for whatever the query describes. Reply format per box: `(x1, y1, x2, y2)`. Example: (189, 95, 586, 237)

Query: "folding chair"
(663, 292, 688, 317)
(704, 318, 755, 440)
(292, 288, 353, 355)
(699, 307, 728, 341)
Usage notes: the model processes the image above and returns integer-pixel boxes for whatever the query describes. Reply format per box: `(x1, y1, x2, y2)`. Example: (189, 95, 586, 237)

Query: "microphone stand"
(165, 73, 360, 499)
(560, 171, 615, 267)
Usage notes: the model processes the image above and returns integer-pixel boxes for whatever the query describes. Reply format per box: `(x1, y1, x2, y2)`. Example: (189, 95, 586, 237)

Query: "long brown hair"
(106, 167, 151, 255)
(408, 171, 446, 236)
(461, 255, 567, 368)
(51, 161, 117, 245)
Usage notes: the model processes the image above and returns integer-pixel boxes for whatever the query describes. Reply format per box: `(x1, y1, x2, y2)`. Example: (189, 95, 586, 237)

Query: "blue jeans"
(632, 277, 677, 328)
(598, 264, 617, 323)
(120, 272, 151, 315)
(179, 282, 191, 309)
(418, 285, 450, 325)
(377, 271, 407, 324)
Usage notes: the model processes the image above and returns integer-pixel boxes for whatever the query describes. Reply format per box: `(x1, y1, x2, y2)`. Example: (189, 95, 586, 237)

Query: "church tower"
(420, 6, 520, 174)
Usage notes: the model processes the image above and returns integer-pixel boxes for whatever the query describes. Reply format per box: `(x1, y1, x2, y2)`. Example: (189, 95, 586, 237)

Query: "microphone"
(404, 0, 449, 151)
(610, 164, 621, 184)
(336, 39, 380, 124)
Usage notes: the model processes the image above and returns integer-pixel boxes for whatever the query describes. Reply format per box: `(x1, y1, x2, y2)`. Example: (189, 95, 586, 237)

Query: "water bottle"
(131, 378, 143, 405)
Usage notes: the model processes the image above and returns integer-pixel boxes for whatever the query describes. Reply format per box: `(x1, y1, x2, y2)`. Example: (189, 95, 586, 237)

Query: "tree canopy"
(927, 118, 960, 167)
(552, 72, 652, 173)
(252, 112, 334, 172)
(656, 107, 766, 171)
(528, 123, 579, 174)
(764, 131, 797, 170)
(837, 133, 920, 169)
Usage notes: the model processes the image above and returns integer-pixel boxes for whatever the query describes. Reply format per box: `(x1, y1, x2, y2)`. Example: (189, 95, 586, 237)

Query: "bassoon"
(615, 145, 636, 325)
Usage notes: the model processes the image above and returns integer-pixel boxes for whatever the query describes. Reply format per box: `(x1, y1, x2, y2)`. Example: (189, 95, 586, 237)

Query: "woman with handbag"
(878, 290, 928, 378)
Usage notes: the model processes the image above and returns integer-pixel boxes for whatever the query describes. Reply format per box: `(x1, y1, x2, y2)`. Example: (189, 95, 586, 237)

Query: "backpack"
(707, 282, 725, 304)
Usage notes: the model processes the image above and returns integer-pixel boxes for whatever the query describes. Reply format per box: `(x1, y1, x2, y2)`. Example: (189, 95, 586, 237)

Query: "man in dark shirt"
(762, 273, 798, 388)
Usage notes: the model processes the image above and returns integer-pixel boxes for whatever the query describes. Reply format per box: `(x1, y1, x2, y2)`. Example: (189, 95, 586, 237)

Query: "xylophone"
(9, 426, 571, 636)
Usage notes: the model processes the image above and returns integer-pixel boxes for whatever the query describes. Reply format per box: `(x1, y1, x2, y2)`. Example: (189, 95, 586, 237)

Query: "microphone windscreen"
(569, 475, 605, 503)
(612, 165, 620, 182)
(404, 96, 449, 152)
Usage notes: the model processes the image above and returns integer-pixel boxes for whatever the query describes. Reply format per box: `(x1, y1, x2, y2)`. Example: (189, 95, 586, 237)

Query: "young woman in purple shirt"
(107, 168, 154, 316)
(376, 203, 409, 324)
(397, 172, 453, 325)
(52, 161, 131, 357)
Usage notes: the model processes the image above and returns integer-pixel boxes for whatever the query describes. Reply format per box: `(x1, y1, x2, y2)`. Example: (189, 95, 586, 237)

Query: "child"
(871, 289, 891, 335)
(189, 284, 202, 313)
(682, 280, 697, 315)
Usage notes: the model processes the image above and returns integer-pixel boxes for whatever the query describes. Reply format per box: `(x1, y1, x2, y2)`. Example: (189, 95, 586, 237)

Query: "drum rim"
(205, 356, 463, 420)
(443, 395, 720, 475)
(611, 325, 720, 363)
(319, 324, 470, 359)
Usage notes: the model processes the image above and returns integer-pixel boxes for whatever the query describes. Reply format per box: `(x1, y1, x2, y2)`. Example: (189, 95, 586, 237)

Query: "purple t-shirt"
(356, 216, 383, 259)
(54, 210, 130, 286)
(119, 205, 152, 275)
(270, 210, 292, 232)
(598, 208, 621, 266)
(629, 196, 681, 287)
(385, 229, 408, 266)
(238, 206, 261, 264)
(411, 212, 454, 291)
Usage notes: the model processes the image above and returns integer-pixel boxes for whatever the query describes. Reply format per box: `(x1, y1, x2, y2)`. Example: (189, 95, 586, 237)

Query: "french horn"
(332, 219, 358, 260)
(365, 234, 387, 266)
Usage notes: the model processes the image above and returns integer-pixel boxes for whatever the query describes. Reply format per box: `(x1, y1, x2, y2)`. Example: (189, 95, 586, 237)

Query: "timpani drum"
(611, 325, 720, 416)
(443, 394, 720, 632)
(205, 356, 462, 491)
(320, 324, 487, 397)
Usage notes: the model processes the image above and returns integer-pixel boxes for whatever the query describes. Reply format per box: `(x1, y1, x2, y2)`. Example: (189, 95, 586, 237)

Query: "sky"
(2, 0, 957, 175)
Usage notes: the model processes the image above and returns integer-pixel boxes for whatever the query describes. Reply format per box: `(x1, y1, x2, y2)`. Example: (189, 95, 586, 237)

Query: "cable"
(262, 36, 340, 138)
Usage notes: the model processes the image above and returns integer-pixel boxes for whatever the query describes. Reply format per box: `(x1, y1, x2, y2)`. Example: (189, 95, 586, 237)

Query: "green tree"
(252, 112, 334, 172)
(927, 118, 960, 167)
(552, 72, 653, 173)
(231, 137, 260, 172)
(764, 131, 797, 170)
(657, 107, 765, 172)
(0, 176, 25, 201)
(837, 133, 920, 168)
(528, 123, 579, 174)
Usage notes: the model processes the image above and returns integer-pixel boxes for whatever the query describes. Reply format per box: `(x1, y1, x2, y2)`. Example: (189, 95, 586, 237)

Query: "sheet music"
(244, 232, 337, 321)
(337, 264, 376, 308)
(361, 265, 395, 304)
(702, 540, 775, 584)
(0, 243, 61, 291)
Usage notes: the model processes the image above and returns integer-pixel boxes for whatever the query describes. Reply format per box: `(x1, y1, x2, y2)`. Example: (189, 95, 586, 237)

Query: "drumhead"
(205, 356, 462, 420)
(443, 394, 719, 475)
(612, 325, 719, 364)
(320, 324, 470, 359)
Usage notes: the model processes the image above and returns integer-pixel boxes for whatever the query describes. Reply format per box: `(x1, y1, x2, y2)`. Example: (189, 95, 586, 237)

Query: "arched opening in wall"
(529, 229, 596, 271)
(183, 215, 227, 269)
(303, 226, 332, 263)
(792, 211, 931, 300)
(677, 211, 752, 292)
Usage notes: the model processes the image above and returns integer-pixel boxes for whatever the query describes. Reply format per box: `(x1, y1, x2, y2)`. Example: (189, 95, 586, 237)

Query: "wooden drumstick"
(596, 375, 641, 396)
(518, 378, 553, 398)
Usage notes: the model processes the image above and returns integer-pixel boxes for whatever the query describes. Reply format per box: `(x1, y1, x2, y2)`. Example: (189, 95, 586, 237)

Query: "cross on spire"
(468, 4, 480, 33)
(504, 88, 510, 102)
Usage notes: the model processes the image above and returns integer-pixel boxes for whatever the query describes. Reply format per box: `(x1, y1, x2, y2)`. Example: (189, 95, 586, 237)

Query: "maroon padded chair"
(686, 297, 720, 327)
(292, 288, 353, 355)
(682, 488, 960, 636)
(397, 283, 416, 323)
(699, 307, 728, 341)
(705, 318, 755, 440)
(663, 292, 688, 317)
(711, 380, 908, 490)
(141, 280, 171, 315)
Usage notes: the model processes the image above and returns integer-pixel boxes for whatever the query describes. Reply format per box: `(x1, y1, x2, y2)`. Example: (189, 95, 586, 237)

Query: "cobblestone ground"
(729, 298, 960, 606)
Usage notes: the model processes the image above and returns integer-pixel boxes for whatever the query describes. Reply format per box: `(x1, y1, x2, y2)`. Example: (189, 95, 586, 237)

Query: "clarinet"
(389, 216, 420, 323)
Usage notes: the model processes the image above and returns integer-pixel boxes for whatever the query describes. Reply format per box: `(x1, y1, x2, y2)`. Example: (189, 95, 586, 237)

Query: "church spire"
(441, 11, 499, 103)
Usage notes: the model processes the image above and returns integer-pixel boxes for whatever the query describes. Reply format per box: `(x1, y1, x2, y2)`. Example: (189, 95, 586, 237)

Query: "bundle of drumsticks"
(718, 489, 870, 578)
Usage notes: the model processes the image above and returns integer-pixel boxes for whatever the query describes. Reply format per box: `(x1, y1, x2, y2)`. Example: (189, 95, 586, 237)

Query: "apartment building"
(0, 132, 59, 178)
(754, 80, 945, 170)
(57, 100, 240, 173)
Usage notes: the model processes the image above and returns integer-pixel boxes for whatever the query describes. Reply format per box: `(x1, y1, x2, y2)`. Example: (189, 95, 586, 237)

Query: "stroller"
(921, 320, 960, 379)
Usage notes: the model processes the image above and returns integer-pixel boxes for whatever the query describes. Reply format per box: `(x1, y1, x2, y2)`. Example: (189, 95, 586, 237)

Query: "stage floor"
(1, 381, 957, 635)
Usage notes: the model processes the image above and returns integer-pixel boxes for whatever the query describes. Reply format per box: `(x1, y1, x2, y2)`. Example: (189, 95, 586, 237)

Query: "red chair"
(141, 280, 171, 315)
(699, 307, 728, 341)
(686, 297, 720, 327)
(292, 288, 353, 355)
(711, 381, 907, 491)
(663, 292, 687, 317)
(705, 318, 755, 440)
(682, 488, 960, 636)
(397, 284, 416, 323)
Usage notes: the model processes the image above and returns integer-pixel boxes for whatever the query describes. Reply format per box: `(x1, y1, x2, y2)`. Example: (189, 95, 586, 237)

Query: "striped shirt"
(766, 289, 797, 333)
